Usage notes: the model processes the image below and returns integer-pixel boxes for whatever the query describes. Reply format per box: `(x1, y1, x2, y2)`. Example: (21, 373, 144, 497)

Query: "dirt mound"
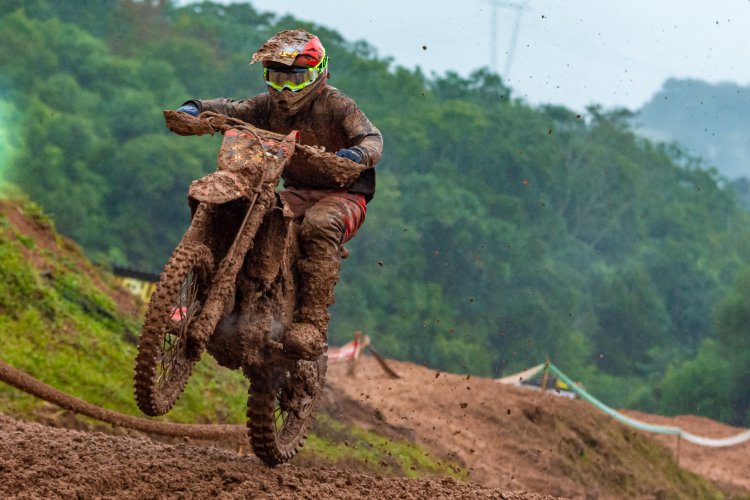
(0, 414, 553, 500)
(325, 356, 736, 499)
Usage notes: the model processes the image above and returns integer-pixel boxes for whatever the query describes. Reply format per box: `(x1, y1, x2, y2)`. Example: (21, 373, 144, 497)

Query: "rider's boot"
(284, 254, 340, 360)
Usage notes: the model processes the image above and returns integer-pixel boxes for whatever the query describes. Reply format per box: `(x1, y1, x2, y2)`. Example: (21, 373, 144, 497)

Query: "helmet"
(252, 29, 328, 93)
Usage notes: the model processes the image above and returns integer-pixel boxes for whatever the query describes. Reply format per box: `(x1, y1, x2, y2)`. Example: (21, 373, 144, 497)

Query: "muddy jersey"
(191, 86, 383, 202)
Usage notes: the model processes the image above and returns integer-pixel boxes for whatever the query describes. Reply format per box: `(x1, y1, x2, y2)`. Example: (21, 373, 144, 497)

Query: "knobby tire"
(247, 355, 327, 466)
(134, 242, 214, 417)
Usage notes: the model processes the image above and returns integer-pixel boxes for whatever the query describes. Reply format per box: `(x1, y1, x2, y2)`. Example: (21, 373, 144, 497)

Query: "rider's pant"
(279, 188, 367, 258)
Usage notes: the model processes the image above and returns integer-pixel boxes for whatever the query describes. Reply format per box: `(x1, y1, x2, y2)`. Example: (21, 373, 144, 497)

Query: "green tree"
(713, 266, 750, 424)
(658, 339, 735, 423)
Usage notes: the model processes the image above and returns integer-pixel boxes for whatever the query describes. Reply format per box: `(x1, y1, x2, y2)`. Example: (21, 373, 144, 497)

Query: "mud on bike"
(133, 110, 365, 465)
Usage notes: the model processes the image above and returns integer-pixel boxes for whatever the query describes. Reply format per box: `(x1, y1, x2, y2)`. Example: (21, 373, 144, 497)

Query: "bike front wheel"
(134, 242, 214, 417)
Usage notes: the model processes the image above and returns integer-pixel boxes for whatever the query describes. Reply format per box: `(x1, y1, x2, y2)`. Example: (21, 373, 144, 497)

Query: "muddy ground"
(325, 357, 750, 499)
(0, 413, 554, 499)
(2, 356, 748, 499)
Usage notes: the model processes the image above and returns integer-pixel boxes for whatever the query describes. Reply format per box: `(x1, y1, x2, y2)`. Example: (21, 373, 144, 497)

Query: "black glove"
(336, 148, 363, 163)
(177, 103, 199, 116)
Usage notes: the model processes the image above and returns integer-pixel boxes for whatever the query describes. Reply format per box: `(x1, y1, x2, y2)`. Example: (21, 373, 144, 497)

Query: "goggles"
(263, 54, 328, 92)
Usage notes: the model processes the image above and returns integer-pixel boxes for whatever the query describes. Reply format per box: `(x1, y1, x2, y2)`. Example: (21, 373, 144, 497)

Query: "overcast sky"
(178, 0, 750, 111)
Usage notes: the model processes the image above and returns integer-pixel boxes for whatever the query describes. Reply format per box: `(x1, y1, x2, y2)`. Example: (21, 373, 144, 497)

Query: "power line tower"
(488, 0, 527, 79)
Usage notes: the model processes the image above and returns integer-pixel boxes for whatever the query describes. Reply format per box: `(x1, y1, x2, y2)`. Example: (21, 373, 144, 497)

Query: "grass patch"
(300, 413, 467, 479)
(0, 195, 247, 425)
(556, 418, 725, 499)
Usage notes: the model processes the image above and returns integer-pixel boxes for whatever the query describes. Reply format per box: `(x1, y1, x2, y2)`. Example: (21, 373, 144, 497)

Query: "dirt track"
(0, 413, 554, 499)
(325, 357, 749, 499)
(1, 355, 748, 499)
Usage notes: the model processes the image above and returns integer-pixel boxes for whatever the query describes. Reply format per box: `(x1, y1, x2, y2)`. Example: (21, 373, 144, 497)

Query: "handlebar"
(164, 110, 288, 142)
(163, 110, 368, 188)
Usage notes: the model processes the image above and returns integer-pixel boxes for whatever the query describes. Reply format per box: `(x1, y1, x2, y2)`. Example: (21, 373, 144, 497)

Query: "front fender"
(188, 170, 249, 204)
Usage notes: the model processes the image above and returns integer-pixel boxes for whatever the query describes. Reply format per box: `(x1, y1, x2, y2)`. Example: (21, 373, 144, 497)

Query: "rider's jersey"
(189, 85, 383, 202)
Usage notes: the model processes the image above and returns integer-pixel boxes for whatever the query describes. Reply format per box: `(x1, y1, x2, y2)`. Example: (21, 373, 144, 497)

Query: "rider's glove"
(177, 103, 200, 116)
(335, 148, 363, 164)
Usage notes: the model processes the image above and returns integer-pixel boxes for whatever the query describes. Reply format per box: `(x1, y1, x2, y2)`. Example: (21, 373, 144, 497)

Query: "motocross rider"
(176, 29, 383, 361)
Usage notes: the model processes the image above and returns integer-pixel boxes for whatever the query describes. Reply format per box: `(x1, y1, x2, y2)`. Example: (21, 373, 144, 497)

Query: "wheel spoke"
(274, 403, 288, 432)
(249, 359, 327, 465)
(134, 242, 213, 417)
(157, 271, 202, 388)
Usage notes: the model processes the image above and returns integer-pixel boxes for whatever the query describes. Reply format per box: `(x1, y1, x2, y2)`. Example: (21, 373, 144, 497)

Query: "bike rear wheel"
(247, 355, 327, 466)
(134, 242, 214, 417)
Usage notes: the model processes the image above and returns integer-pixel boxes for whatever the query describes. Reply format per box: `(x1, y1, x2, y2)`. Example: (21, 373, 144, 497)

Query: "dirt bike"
(133, 110, 365, 465)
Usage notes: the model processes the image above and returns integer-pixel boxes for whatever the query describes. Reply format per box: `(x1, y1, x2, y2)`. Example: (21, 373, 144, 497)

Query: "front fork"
(182, 202, 213, 246)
